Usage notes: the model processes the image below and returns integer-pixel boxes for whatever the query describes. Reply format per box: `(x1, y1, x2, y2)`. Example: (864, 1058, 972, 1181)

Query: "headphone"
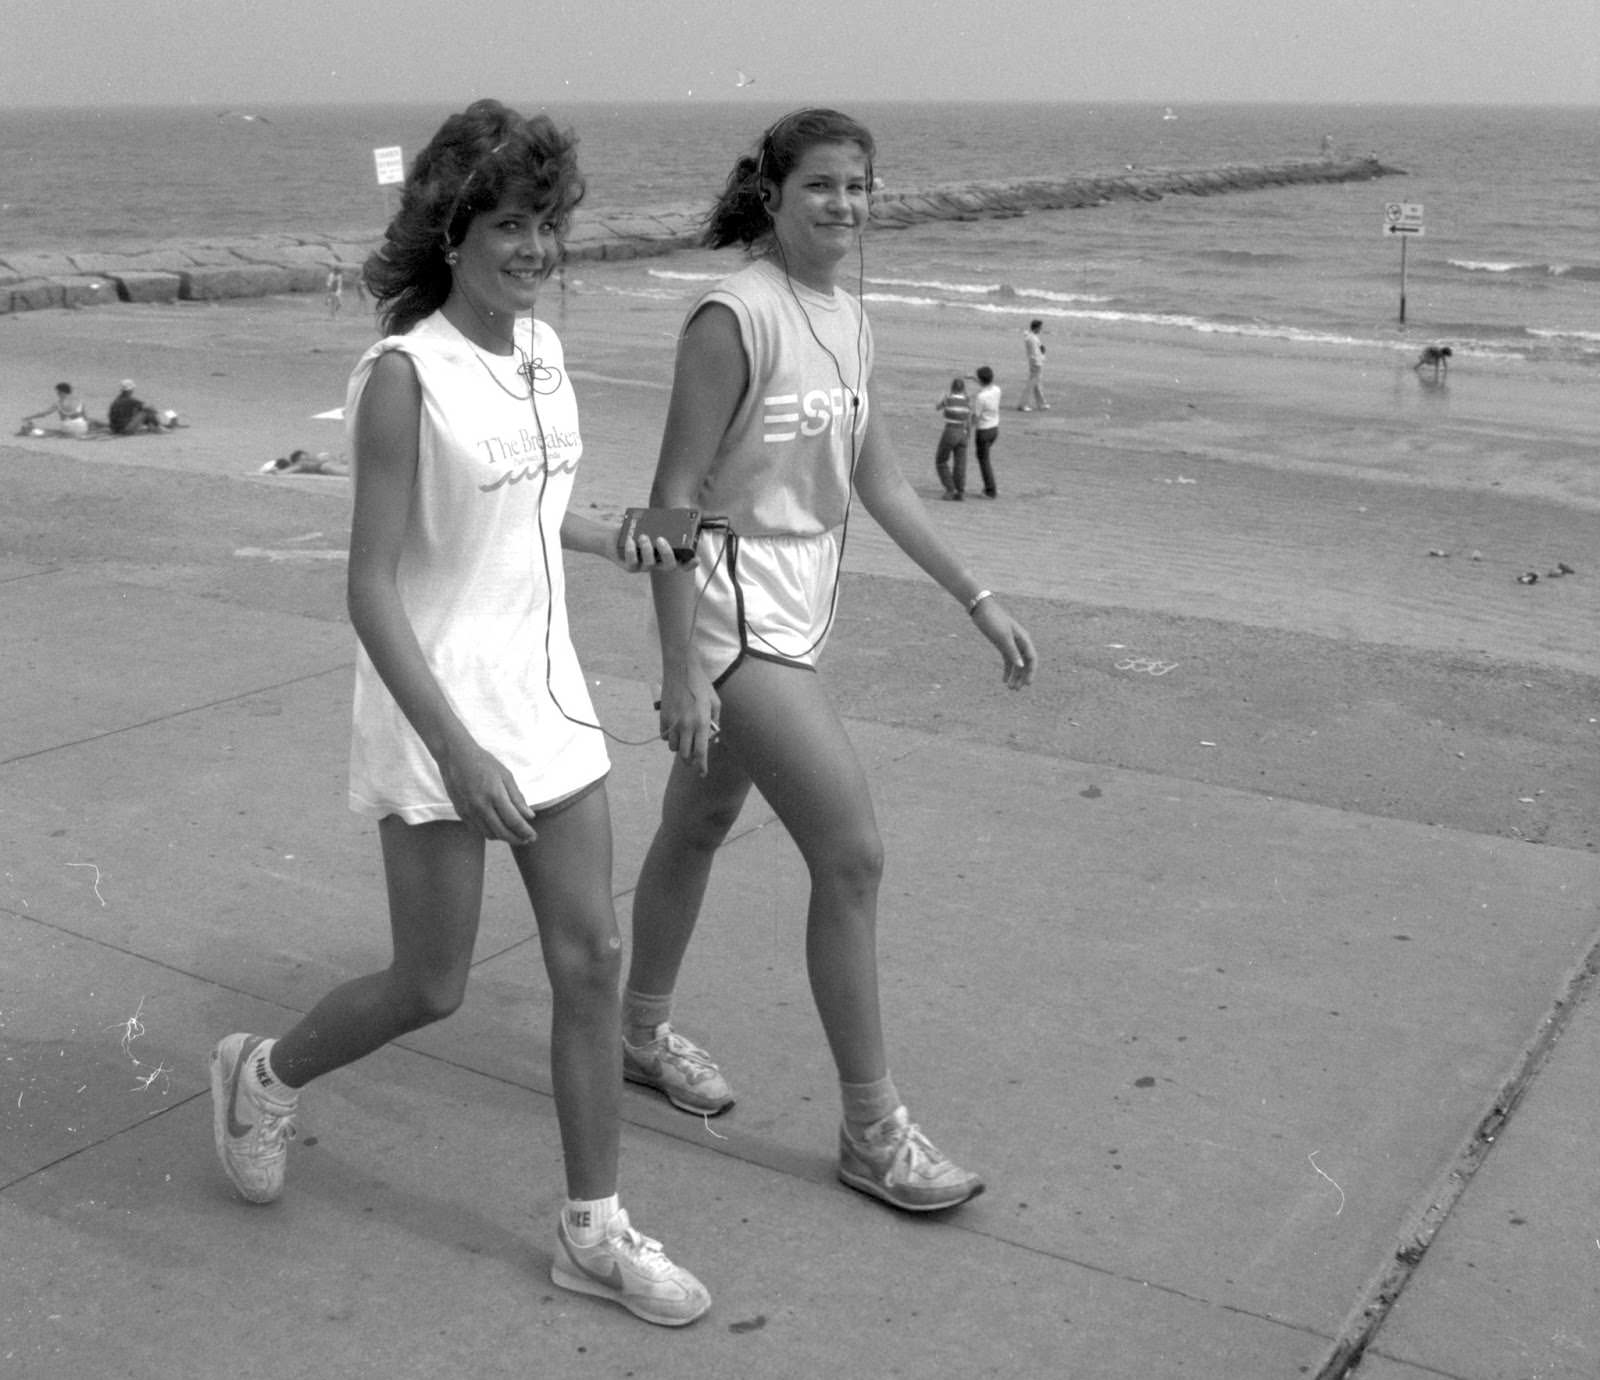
(754, 108, 875, 215)
(440, 137, 513, 260)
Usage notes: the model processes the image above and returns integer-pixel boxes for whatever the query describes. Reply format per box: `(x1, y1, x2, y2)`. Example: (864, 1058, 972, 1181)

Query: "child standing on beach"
(933, 375, 972, 499)
(971, 365, 1002, 497)
(208, 99, 710, 1328)
(620, 108, 1037, 1211)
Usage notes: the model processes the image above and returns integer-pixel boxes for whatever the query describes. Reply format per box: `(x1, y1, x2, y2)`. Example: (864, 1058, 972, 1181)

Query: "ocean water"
(2, 101, 1595, 367)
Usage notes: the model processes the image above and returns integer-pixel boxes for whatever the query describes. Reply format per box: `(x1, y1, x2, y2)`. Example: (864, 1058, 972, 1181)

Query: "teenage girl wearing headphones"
(623, 109, 1037, 1212)
(208, 100, 709, 1328)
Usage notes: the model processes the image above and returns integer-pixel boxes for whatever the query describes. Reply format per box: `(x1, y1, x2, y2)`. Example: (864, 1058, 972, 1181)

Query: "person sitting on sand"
(108, 380, 179, 435)
(20, 382, 92, 438)
(260, 449, 349, 475)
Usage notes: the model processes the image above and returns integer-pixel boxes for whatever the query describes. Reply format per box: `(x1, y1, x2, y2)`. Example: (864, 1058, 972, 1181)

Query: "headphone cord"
(737, 234, 869, 663)
(522, 349, 732, 749)
(452, 264, 672, 750)
(472, 225, 868, 742)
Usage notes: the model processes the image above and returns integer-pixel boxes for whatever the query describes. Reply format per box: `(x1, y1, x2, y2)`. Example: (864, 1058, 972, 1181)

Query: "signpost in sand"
(1384, 202, 1425, 323)
(374, 145, 404, 220)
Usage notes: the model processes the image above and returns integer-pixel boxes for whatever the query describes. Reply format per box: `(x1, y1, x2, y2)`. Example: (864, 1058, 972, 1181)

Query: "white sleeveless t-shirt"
(344, 311, 607, 822)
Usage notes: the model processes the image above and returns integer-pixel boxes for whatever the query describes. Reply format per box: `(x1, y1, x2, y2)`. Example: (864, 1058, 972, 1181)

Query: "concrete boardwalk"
(3, 446, 1598, 1380)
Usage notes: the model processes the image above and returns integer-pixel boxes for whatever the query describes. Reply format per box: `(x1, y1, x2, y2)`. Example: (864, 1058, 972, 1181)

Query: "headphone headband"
(755, 108, 874, 193)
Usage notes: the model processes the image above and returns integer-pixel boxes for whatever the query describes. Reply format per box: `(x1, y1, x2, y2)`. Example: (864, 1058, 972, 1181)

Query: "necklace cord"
(450, 255, 670, 748)
(737, 235, 868, 662)
(515, 328, 665, 748)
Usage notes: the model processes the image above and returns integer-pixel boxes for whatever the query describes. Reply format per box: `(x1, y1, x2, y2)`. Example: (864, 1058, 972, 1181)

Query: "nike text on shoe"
(210, 1033, 298, 1204)
(550, 1209, 711, 1326)
(837, 1106, 985, 1212)
(622, 1023, 735, 1116)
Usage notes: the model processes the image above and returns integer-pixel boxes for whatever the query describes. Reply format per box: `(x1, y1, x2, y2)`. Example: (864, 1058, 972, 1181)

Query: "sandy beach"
(4, 263, 1596, 862)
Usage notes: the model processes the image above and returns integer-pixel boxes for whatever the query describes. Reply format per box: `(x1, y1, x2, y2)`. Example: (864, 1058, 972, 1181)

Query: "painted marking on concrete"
(233, 547, 347, 562)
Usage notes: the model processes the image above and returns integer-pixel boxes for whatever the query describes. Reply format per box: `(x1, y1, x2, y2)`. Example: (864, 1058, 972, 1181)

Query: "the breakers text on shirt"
(477, 424, 580, 491)
(761, 385, 863, 444)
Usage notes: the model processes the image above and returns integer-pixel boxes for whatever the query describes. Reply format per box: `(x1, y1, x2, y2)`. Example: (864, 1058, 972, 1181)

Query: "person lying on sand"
(259, 449, 349, 475)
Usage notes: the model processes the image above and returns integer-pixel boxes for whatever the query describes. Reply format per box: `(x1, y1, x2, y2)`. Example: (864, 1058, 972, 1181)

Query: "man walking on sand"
(1019, 319, 1049, 411)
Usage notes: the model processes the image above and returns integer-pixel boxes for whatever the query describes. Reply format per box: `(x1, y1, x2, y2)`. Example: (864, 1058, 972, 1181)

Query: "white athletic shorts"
(690, 527, 842, 683)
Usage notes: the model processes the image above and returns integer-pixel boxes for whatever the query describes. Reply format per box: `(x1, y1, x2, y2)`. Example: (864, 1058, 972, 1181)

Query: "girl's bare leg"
(630, 659, 888, 1085)
(270, 817, 485, 1087)
(511, 785, 623, 1200)
(626, 740, 752, 1004)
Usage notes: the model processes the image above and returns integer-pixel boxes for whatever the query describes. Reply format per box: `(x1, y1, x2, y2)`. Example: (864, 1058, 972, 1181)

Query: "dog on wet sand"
(1414, 344, 1453, 378)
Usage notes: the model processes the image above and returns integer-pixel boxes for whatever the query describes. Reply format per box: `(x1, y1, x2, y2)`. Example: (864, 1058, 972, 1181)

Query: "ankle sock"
(246, 1038, 301, 1102)
(564, 1193, 621, 1247)
(840, 1074, 901, 1136)
(622, 987, 674, 1045)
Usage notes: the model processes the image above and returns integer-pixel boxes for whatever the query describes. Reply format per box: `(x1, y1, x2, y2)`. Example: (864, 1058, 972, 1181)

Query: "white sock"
(622, 988, 674, 1045)
(564, 1193, 621, 1247)
(841, 1074, 901, 1136)
(247, 1038, 295, 1101)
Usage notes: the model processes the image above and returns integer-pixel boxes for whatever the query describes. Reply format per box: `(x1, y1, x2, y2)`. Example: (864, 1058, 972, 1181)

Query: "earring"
(444, 249, 459, 266)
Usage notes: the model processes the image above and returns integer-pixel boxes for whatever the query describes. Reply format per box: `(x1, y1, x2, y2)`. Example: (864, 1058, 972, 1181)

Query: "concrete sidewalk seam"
(1, 661, 352, 768)
(0, 1091, 203, 1196)
(0, 563, 65, 586)
(1312, 925, 1600, 1379)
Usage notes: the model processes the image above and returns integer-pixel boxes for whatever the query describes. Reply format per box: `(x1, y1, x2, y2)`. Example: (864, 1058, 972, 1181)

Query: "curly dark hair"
(364, 99, 585, 337)
(702, 107, 876, 251)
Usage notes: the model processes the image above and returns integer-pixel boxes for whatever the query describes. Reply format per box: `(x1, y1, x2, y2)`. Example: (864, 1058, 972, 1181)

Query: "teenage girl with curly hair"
(210, 98, 709, 1326)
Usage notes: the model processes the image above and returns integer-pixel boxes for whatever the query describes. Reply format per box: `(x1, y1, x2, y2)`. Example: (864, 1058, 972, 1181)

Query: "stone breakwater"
(1, 157, 1399, 315)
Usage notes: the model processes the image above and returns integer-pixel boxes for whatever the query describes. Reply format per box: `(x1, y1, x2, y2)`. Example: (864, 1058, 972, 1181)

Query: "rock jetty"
(1, 157, 1400, 315)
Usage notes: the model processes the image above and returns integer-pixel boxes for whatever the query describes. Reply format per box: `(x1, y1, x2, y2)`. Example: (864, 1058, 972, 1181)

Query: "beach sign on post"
(1384, 203, 1425, 324)
(374, 145, 404, 219)
(373, 146, 404, 185)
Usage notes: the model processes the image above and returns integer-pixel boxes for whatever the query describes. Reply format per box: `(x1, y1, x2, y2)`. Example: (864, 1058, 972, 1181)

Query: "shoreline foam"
(0, 157, 1400, 315)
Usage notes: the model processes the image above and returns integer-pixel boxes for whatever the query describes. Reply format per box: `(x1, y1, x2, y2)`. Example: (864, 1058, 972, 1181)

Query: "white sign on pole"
(373, 146, 405, 186)
(1383, 202, 1425, 236)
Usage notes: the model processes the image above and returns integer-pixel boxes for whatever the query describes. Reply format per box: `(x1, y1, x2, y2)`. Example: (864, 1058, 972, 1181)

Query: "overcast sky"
(3, 0, 1595, 107)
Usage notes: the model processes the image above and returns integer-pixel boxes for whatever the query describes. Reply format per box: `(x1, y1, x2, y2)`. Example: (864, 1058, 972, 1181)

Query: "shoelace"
(615, 1223, 669, 1266)
(248, 1108, 299, 1156)
(597, 1214, 676, 1279)
(660, 1032, 719, 1080)
(884, 1120, 952, 1179)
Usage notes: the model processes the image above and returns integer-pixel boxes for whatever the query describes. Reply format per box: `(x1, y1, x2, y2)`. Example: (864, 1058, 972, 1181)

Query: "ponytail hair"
(364, 98, 585, 337)
(701, 107, 876, 251)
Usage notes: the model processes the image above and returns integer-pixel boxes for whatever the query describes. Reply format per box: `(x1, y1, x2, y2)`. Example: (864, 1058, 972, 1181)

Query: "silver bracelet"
(966, 588, 994, 616)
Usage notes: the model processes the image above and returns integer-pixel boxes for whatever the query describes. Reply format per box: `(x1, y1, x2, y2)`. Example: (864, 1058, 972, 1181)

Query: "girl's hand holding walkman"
(615, 507, 703, 568)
